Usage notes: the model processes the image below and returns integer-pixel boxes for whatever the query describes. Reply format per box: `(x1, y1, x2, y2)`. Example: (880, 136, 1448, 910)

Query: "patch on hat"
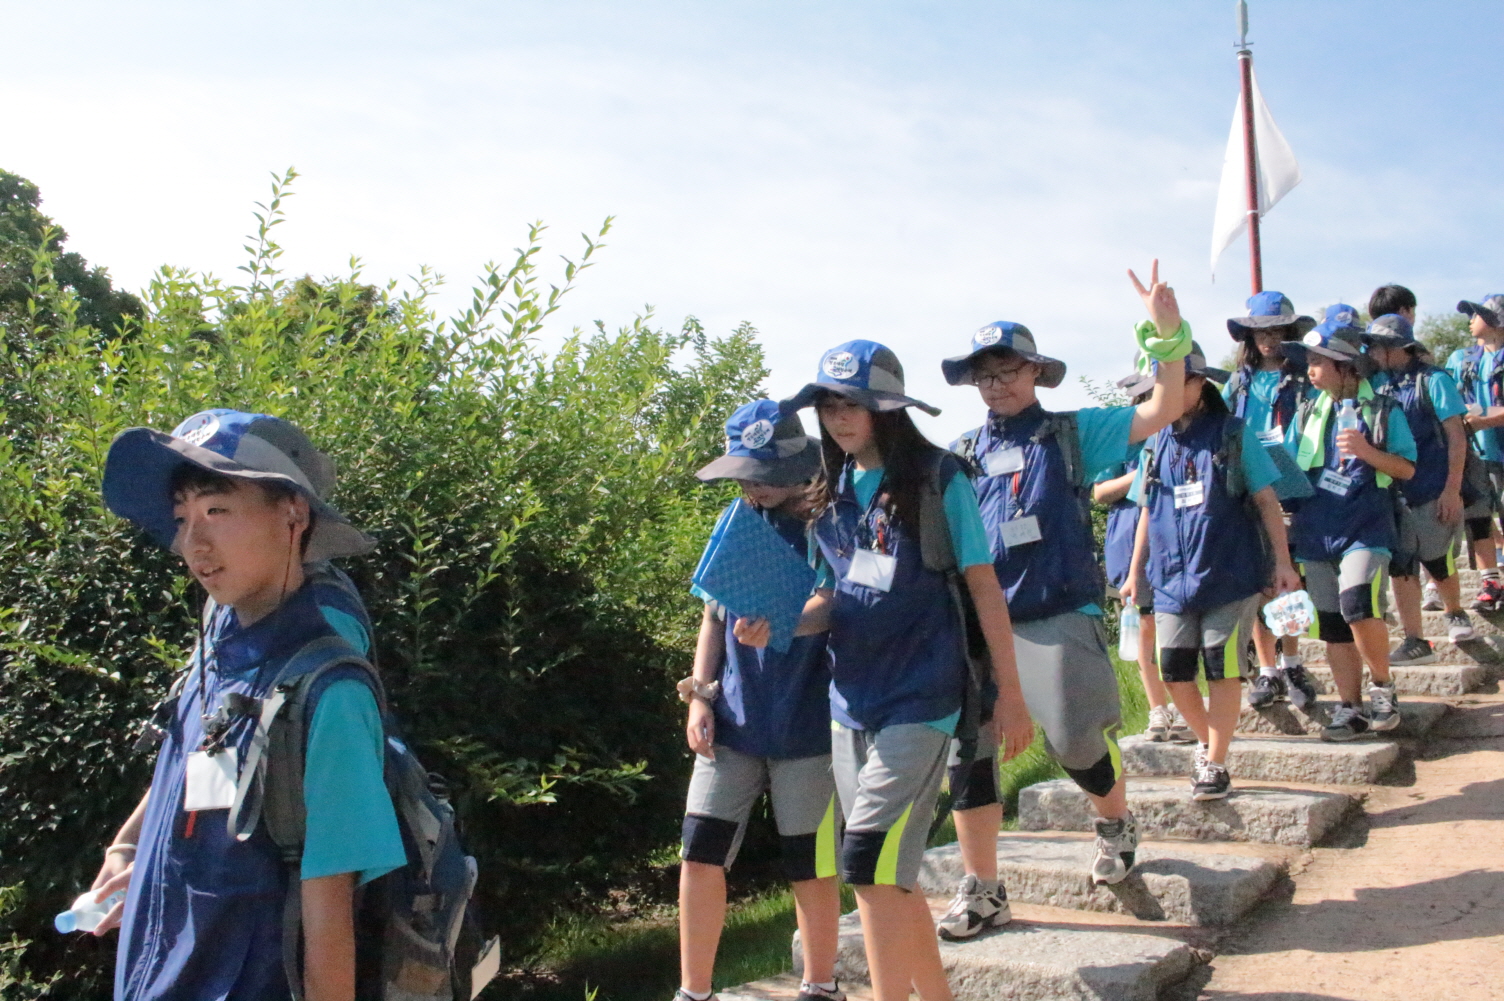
(740, 419, 775, 450)
(974, 325, 1004, 347)
(176, 413, 220, 447)
(1332, 307, 1358, 326)
(823, 351, 859, 380)
(1303, 330, 1323, 347)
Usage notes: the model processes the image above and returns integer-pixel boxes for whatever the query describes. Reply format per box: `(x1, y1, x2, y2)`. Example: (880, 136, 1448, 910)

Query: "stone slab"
(1300, 660, 1488, 696)
(1119, 733, 1398, 785)
(1390, 611, 1504, 639)
(1017, 779, 1356, 847)
(1237, 697, 1448, 737)
(915, 835, 1281, 926)
(795, 909, 1201, 1001)
(1297, 636, 1501, 670)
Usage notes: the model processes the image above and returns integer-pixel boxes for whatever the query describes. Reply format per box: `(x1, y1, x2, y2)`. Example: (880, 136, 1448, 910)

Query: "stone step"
(916, 834, 1282, 926)
(1018, 778, 1357, 847)
(1300, 660, 1489, 696)
(795, 908, 1202, 1001)
(1119, 733, 1397, 785)
(1297, 635, 1502, 669)
(1388, 610, 1504, 639)
(1237, 697, 1448, 737)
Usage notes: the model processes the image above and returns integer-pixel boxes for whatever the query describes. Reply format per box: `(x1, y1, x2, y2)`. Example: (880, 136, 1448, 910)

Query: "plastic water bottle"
(1335, 399, 1359, 435)
(1117, 605, 1141, 661)
(54, 890, 123, 934)
(1261, 590, 1317, 638)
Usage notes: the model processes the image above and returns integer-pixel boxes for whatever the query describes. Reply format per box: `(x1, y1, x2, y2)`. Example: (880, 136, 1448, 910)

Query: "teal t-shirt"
(1447, 347, 1504, 460)
(1372, 366, 1468, 423)
(300, 609, 407, 884)
(1222, 368, 1284, 435)
(1129, 422, 1281, 503)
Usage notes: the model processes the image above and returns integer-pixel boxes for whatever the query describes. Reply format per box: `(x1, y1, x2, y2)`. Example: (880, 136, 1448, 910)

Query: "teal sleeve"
(943, 471, 994, 568)
(1239, 424, 1282, 495)
(1429, 370, 1467, 422)
(302, 680, 407, 884)
(1128, 461, 1147, 505)
(319, 607, 369, 656)
(1386, 408, 1418, 462)
(1092, 462, 1126, 485)
(1446, 349, 1465, 385)
(1075, 406, 1138, 480)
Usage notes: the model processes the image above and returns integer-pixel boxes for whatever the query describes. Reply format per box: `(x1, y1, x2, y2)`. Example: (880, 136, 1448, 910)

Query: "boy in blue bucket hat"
(1365, 313, 1476, 663)
(87, 409, 405, 1001)
(1282, 307, 1418, 741)
(937, 262, 1188, 910)
(1446, 294, 1504, 611)
(676, 399, 842, 1001)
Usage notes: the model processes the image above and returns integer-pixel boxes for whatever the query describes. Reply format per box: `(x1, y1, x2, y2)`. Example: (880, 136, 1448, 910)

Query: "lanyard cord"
(848, 460, 891, 553)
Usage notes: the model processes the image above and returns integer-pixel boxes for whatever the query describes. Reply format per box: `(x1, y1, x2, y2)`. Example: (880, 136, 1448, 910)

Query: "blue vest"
(1377, 363, 1448, 507)
(1289, 400, 1398, 561)
(716, 508, 833, 759)
(1141, 412, 1268, 615)
(813, 459, 965, 730)
(1102, 457, 1140, 590)
(117, 583, 370, 1001)
(965, 405, 1102, 622)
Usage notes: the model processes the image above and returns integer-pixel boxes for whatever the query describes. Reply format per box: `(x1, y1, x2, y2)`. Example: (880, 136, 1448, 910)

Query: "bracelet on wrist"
(676, 677, 721, 705)
(105, 843, 137, 858)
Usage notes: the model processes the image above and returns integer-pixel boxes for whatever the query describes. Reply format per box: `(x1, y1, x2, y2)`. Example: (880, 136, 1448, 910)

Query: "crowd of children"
(76, 271, 1504, 1001)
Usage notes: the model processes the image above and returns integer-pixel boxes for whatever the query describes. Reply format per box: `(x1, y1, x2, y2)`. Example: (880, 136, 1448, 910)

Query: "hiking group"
(76, 260, 1504, 1001)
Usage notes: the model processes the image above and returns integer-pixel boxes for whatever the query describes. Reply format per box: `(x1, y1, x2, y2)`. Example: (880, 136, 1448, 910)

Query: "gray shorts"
(1012, 611, 1123, 778)
(832, 722, 949, 889)
(1302, 549, 1390, 643)
(947, 720, 1001, 812)
(1155, 595, 1258, 684)
(1395, 499, 1460, 579)
(681, 746, 837, 880)
(1463, 458, 1504, 522)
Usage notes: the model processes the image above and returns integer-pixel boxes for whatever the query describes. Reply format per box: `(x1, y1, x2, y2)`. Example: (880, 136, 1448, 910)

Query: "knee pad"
(1158, 647, 1201, 684)
(681, 814, 740, 868)
(1201, 642, 1239, 681)
(1063, 752, 1118, 799)
(1338, 582, 1380, 623)
(1466, 517, 1495, 542)
(778, 833, 819, 883)
(1317, 610, 1354, 644)
(948, 757, 999, 812)
(840, 830, 888, 886)
(1421, 554, 1454, 582)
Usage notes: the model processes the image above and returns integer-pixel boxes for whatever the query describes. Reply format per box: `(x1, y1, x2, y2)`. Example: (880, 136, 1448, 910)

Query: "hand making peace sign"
(1128, 259, 1184, 338)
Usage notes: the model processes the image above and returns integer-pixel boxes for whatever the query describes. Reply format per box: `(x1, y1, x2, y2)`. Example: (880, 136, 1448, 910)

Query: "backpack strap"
(1220, 416, 1247, 499)
(951, 429, 984, 478)
(1226, 368, 1248, 419)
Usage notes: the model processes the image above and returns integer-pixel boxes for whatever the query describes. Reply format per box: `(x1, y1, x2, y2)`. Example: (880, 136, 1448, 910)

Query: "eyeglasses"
(974, 365, 1031, 389)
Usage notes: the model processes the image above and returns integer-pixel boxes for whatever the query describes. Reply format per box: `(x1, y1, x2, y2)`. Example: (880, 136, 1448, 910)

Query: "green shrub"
(0, 169, 763, 994)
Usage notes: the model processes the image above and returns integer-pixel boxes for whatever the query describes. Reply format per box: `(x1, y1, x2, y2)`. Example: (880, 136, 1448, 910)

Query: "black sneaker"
(1282, 664, 1318, 710)
(1320, 703, 1372, 742)
(1389, 636, 1437, 666)
(1191, 762, 1231, 801)
(1247, 672, 1286, 709)
(1472, 578, 1504, 612)
(1368, 681, 1401, 732)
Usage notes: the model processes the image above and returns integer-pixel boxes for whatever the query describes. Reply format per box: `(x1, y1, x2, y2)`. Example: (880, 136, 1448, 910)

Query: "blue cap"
(941, 321, 1066, 389)
(1365, 313, 1417, 348)
(1457, 295, 1504, 329)
(1280, 304, 1375, 376)
(694, 399, 821, 485)
(781, 340, 940, 416)
(102, 409, 373, 561)
(1226, 290, 1317, 339)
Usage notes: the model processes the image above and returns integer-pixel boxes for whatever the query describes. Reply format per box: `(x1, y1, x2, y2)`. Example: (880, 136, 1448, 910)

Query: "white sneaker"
(1167, 706, 1196, 744)
(1145, 704, 1173, 742)
(936, 873, 1011, 940)
(1422, 582, 1444, 611)
(1090, 813, 1139, 885)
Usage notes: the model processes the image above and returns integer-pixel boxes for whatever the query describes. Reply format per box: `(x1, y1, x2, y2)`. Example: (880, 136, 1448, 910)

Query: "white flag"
(1210, 66, 1301, 278)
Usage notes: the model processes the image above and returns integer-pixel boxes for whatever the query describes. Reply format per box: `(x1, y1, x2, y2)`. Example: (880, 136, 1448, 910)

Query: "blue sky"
(5, 1, 1502, 441)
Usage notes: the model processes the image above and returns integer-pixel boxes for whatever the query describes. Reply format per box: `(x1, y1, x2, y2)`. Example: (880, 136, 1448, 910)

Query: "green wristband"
(1134, 318, 1193, 363)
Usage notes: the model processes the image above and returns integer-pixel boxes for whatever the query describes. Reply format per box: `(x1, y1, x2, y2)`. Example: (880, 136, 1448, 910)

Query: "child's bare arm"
(962, 564, 1033, 762)
(90, 789, 151, 936)
(303, 872, 357, 1001)
(1251, 486, 1301, 595)
(686, 607, 726, 757)
(729, 591, 833, 648)
(1092, 469, 1136, 506)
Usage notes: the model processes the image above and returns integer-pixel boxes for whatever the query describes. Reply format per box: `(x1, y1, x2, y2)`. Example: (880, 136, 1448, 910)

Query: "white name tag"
(848, 549, 897, 592)
(984, 446, 1025, 477)
(1173, 481, 1205, 508)
(999, 515, 1043, 548)
(1317, 468, 1353, 496)
(184, 748, 239, 812)
(1257, 428, 1284, 446)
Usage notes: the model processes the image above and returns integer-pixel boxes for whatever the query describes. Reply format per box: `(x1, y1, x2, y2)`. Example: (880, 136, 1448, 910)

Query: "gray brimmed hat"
(103, 409, 375, 562)
(1117, 341, 1226, 397)
(695, 398, 821, 486)
(1227, 290, 1317, 340)
(782, 340, 940, 416)
(1280, 304, 1377, 377)
(1364, 313, 1418, 349)
(941, 321, 1066, 389)
(1457, 294, 1504, 329)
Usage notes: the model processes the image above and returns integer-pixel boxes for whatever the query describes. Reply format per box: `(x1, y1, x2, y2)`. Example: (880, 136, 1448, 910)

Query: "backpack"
(218, 568, 500, 1001)
(1378, 364, 1488, 508)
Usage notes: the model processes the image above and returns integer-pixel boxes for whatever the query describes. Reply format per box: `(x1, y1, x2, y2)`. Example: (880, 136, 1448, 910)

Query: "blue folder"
(691, 500, 817, 653)
(1263, 441, 1315, 501)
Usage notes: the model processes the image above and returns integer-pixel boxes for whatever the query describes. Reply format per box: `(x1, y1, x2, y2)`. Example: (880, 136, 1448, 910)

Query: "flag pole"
(1236, 0, 1263, 294)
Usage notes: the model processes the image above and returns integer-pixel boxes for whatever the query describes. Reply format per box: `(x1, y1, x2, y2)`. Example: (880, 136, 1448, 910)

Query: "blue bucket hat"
(1364, 313, 1417, 349)
(782, 340, 940, 416)
(1226, 290, 1317, 339)
(1280, 304, 1376, 377)
(695, 398, 822, 486)
(1457, 295, 1504, 329)
(941, 321, 1066, 389)
(103, 409, 374, 561)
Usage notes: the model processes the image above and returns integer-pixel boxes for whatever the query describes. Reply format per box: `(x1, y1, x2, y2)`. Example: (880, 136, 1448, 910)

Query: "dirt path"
(1188, 694, 1504, 1000)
